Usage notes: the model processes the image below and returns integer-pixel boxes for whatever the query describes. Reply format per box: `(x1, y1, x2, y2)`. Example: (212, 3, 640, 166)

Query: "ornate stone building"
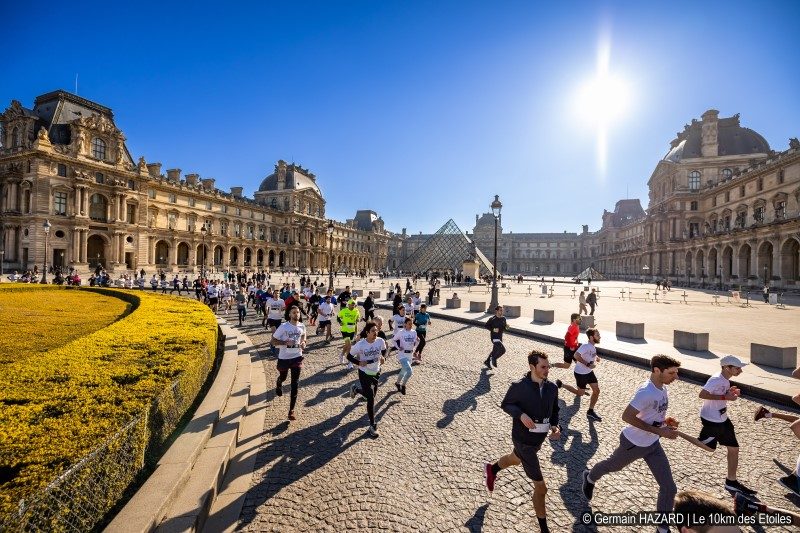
(0, 90, 394, 275)
(601, 110, 800, 288)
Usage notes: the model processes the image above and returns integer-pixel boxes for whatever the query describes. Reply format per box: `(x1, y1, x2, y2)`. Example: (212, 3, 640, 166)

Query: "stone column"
(771, 242, 781, 281)
(170, 238, 178, 268)
(82, 188, 88, 215)
(749, 241, 758, 279)
(118, 232, 125, 266)
(148, 236, 155, 265)
(74, 187, 81, 215)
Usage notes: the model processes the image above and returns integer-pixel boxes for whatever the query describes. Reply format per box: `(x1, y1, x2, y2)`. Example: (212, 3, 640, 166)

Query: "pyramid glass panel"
(396, 219, 495, 275)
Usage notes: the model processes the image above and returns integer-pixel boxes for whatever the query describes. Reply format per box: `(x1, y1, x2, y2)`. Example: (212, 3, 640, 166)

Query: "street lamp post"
(327, 220, 334, 290)
(718, 265, 722, 290)
(200, 224, 207, 279)
(41, 220, 51, 283)
(489, 195, 502, 310)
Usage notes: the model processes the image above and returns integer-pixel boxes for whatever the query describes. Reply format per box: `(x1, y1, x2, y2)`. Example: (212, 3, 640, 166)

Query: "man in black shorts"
(697, 355, 757, 496)
(484, 305, 508, 370)
(573, 328, 602, 421)
(484, 350, 561, 532)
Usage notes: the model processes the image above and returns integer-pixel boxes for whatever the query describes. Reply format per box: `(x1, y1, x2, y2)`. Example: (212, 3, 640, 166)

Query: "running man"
(582, 355, 681, 533)
(484, 305, 508, 370)
(390, 304, 406, 353)
(348, 321, 387, 437)
(484, 350, 561, 533)
(266, 292, 285, 332)
(552, 313, 586, 397)
(573, 328, 603, 421)
(697, 355, 757, 496)
(337, 299, 361, 365)
(394, 318, 419, 395)
(270, 306, 307, 421)
(316, 295, 335, 342)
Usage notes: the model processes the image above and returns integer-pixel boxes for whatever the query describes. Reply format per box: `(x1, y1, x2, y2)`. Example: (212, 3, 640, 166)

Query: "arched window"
(89, 194, 108, 222)
(721, 168, 732, 179)
(688, 171, 701, 190)
(91, 137, 106, 160)
(11, 127, 19, 148)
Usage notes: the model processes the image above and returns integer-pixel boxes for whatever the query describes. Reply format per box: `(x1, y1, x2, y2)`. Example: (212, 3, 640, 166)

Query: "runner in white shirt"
(394, 318, 419, 395)
(207, 282, 219, 313)
(266, 295, 285, 332)
(403, 296, 414, 317)
(697, 355, 756, 496)
(583, 355, 681, 533)
(270, 306, 307, 421)
(573, 328, 602, 422)
(221, 284, 234, 314)
(347, 321, 387, 437)
(316, 296, 335, 342)
(390, 306, 406, 353)
(411, 292, 422, 316)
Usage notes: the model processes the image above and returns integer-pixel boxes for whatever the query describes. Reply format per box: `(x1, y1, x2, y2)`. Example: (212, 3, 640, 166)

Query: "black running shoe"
(587, 410, 602, 422)
(401, 384, 407, 395)
(725, 478, 757, 496)
(350, 385, 357, 399)
(395, 382, 402, 393)
(275, 384, 283, 397)
(734, 492, 763, 516)
(754, 406, 769, 422)
(582, 469, 595, 500)
(779, 474, 800, 496)
(483, 359, 493, 370)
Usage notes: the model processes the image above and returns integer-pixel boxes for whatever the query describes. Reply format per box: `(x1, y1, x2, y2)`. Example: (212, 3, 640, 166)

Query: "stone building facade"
(0, 90, 394, 275)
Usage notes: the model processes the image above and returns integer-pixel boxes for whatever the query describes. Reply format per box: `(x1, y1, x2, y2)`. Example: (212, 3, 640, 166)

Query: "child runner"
(484, 350, 561, 533)
(394, 318, 419, 395)
(270, 306, 307, 421)
(582, 355, 681, 533)
(348, 321, 386, 437)
(697, 355, 757, 495)
(412, 303, 431, 363)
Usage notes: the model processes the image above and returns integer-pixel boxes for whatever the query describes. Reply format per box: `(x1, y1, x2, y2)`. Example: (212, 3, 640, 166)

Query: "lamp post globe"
(489, 195, 502, 310)
(327, 221, 335, 290)
(41, 219, 51, 283)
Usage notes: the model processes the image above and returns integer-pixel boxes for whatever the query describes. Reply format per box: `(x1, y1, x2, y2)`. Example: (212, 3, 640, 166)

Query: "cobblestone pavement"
(228, 307, 799, 532)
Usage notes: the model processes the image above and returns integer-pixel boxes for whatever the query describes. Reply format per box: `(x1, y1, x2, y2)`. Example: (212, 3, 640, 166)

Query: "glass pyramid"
(397, 219, 495, 275)
(575, 266, 605, 281)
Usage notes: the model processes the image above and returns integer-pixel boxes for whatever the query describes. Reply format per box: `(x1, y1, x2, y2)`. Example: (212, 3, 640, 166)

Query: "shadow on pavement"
(436, 369, 492, 429)
(465, 503, 488, 532)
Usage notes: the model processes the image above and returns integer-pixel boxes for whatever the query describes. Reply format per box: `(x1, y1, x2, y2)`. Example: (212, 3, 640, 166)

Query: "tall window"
(168, 213, 177, 230)
(754, 206, 764, 223)
(148, 188, 156, 199)
(127, 203, 136, 224)
(220, 222, 228, 236)
(57, 164, 67, 177)
(11, 127, 19, 148)
(188, 197, 195, 207)
(688, 222, 700, 238)
(127, 179, 136, 190)
(91, 137, 106, 160)
(757, 178, 763, 192)
(168, 193, 177, 203)
(721, 168, 732, 179)
(690, 201, 698, 211)
(776, 201, 786, 219)
(89, 194, 107, 222)
(688, 171, 701, 190)
(724, 191, 730, 202)
(95, 172, 104, 184)
(206, 201, 212, 210)
(54, 191, 68, 215)
(234, 223, 241, 237)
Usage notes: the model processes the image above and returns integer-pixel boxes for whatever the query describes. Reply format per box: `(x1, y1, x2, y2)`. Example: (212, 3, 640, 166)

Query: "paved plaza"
(222, 305, 799, 532)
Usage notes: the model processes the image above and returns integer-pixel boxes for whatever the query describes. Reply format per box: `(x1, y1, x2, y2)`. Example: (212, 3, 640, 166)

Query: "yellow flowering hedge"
(0, 285, 218, 529)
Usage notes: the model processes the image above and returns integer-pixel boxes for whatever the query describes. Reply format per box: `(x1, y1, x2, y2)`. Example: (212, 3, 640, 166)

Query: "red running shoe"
(484, 463, 496, 493)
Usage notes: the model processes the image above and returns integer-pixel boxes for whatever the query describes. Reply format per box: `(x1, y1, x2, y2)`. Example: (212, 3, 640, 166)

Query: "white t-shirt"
(573, 342, 597, 375)
(350, 337, 387, 375)
(700, 372, 730, 423)
(392, 314, 406, 337)
(318, 302, 334, 321)
(248, 285, 257, 296)
(622, 380, 669, 447)
(395, 329, 418, 360)
(412, 296, 421, 311)
(267, 298, 285, 320)
(403, 303, 414, 316)
(207, 285, 218, 298)
(273, 321, 306, 360)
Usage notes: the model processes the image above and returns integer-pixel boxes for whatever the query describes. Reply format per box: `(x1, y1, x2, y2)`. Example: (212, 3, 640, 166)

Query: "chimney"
(231, 186, 243, 198)
(201, 178, 216, 190)
(276, 160, 287, 190)
(701, 109, 719, 157)
(185, 173, 199, 186)
(166, 168, 181, 182)
(147, 163, 162, 178)
(402, 228, 407, 236)
(582, 224, 589, 234)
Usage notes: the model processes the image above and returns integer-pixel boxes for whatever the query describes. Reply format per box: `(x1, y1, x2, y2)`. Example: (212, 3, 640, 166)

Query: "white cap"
(720, 355, 748, 368)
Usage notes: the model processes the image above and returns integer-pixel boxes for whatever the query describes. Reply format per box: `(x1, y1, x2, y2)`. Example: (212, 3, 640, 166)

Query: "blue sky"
(3, 1, 799, 235)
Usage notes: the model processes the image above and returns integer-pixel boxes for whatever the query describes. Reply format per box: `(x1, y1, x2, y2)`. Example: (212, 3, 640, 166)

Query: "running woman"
(235, 287, 247, 326)
(412, 304, 431, 363)
(317, 295, 335, 342)
(484, 305, 507, 370)
(348, 321, 386, 437)
(697, 355, 757, 495)
(573, 328, 602, 421)
(270, 306, 307, 421)
(583, 354, 681, 533)
(403, 296, 414, 318)
(337, 299, 361, 365)
(390, 305, 406, 353)
(484, 350, 561, 533)
(394, 318, 419, 395)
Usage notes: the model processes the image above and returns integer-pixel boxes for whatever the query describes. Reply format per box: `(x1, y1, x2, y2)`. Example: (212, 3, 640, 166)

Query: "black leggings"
(416, 332, 427, 354)
(355, 371, 379, 426)
(364, 308, 375, 321)
(490, 341, 506, 363)
(277, 366, 301, 412)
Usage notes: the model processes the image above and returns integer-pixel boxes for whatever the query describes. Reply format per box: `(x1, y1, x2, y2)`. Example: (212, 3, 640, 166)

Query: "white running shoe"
(368, 425, 379, 437)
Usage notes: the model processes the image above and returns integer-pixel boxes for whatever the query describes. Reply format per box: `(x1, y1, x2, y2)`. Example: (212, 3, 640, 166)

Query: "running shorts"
(318, 319, 331, 327)
(342, 331, 355, 340)
(277, 356, 304, 371)
(513, 437, 546, 481)
(574, 371, 598, 389)
(698, 417, 738, 449)
(267, 318, 282, 329)
(209, 297, 218, 305)
(563, 345, 577, 364)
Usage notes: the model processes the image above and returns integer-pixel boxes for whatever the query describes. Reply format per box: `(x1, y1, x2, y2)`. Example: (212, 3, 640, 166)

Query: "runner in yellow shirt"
(337, 299, 361, 368)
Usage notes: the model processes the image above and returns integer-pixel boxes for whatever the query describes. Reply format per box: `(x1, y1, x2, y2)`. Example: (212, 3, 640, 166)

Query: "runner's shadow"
(436, 369, 491, 429)
(550, 395, 599, 532)
(465, 503, 488, 532)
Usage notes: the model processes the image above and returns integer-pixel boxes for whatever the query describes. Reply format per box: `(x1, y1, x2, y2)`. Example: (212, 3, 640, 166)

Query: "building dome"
(257, 160, 322, 195)
(663, 112, 770, 162)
